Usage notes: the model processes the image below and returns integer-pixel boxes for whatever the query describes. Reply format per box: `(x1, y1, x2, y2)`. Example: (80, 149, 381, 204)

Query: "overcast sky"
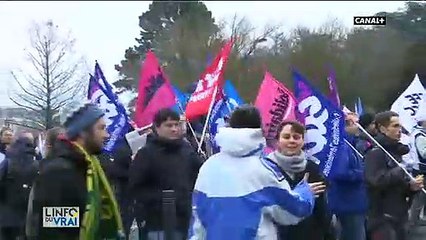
(0, 1, 407, 107)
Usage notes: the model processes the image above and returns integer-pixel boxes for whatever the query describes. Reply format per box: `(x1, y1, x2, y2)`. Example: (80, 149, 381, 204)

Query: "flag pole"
(356, 122, 426, 194)
(197, 85, 219, 153)
(344, 139, 363, 158)
(175, 99, 206, 157)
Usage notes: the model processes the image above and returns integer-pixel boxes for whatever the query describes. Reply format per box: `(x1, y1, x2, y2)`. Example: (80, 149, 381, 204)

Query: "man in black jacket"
(0, 132, 38, 240)
(128, 108, 203, 240)
(28, 103, 124, 240)
(365, 111, 423, 240)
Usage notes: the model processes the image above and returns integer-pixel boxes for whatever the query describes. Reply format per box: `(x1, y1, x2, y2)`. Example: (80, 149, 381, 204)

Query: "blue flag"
(172, 85, 189, 114)
(89, 68, 131, 153)
(355, 97, 364, 116)
(223, 80, 244, 106)
(94, 62, 120, 105)
(293, 70, 346, 178)
(208, 80, 244, 153)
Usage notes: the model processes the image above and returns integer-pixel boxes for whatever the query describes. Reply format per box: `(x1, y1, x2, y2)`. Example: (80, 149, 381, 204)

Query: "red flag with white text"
(185, 40, 233, 120)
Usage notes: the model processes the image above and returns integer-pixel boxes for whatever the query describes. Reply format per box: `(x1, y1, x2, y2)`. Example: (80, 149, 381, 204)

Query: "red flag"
(255, 71, 296, 148)
(185, 40, 233, 120)
(134, 51, 176, 128)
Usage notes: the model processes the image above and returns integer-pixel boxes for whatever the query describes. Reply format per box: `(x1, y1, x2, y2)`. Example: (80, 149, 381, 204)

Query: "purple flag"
(87, 74, 100, 98)
(293, 70, 346, 179)
(87, 72, 130, 152)
(327, 67, 341, 107)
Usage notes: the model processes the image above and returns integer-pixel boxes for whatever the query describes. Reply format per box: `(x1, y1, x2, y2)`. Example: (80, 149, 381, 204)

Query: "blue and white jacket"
(188, 127, 315, 240)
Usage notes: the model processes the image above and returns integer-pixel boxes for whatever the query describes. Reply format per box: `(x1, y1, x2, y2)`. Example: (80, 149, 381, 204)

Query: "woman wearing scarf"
(267, 120, 335, 240)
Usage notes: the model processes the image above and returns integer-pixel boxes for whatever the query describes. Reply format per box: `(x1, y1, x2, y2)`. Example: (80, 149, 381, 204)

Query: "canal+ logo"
(353, 16, 386, 26)
(43, 207, 79, 228)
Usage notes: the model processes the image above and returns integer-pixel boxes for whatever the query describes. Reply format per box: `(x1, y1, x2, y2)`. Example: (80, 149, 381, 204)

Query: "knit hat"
(358, 113, 375, 129)
(60, 101, 105, 139)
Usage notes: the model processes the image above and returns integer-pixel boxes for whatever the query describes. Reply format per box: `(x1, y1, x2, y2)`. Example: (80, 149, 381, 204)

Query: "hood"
(215, 127, 266, 157)
(7, 137, 35, 157)
(6, 137, 36, 168)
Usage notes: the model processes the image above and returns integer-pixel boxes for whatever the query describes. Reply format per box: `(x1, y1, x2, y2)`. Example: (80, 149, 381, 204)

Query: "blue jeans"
(337, 213, 366, 240)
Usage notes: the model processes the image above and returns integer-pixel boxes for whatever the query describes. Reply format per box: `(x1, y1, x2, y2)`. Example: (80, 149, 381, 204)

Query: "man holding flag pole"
(364, 111, 424, 240)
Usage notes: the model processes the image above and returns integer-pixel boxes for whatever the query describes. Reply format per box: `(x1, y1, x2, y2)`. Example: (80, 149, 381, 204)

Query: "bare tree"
(227, 14, 281, 58)
(10, 20, 85, 129)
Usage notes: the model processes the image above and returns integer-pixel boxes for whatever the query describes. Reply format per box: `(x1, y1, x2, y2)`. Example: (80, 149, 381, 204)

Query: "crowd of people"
(0, 102, 425, 240)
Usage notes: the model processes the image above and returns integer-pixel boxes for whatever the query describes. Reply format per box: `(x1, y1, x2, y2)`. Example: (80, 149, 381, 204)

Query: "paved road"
(408, 226, 426, 240)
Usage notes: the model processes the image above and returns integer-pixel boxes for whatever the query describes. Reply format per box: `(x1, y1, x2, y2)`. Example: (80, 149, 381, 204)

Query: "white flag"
(391, 74, 425, 132)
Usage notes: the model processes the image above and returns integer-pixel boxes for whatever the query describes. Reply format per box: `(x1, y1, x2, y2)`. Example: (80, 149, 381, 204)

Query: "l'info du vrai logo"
(43, 207, 79, 228)
(353, 16, 386, 26)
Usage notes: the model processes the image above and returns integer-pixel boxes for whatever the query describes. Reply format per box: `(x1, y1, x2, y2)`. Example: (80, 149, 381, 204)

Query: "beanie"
(61, 102, 105, 139)
(358, 113, 375, 129)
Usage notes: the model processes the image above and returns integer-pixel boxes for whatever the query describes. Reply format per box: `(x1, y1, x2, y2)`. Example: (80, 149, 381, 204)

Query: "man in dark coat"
(365, 111, 423, 240)
(27, 103, 124, 240)
(128, 108, 203, 239)
(0, 132, 38, 240)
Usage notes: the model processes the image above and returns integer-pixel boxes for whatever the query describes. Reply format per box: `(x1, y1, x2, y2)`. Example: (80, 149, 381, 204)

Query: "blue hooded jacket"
(327, 135, 368, 214)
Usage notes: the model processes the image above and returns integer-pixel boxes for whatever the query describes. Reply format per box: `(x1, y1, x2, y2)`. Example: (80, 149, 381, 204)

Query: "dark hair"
(46, 127, 64, 146)
(229, 104, 262, 129)
(153, 108, 180, 127)
(375, 111, 399, 129)
(359, 113, 375, 129)
(276, 121, 305, 139)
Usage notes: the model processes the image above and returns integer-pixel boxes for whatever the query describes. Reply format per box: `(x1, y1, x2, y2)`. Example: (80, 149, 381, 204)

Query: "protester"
(29, 103, 124, 240)
(109, 138, 134, 236)
(0, 132, 38, 240)
(128, 108, 203, 240)
(269, 121, 334, 240)
(26, 127, 64, 239)
(188, 105, 325, 240)
(357, 113, 377, 155)
(408, 113, 426, 226)
(0, 127, 14, 154)
(328, 116, 368, 240)
(37, 127, 64, 171)
(365, 111, 424, 240)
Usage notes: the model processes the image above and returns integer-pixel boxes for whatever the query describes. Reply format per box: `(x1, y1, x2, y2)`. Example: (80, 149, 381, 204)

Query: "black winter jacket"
(29, 137, 88, 240)
(364, 134, 417, 229)
(0, 137, 38, 228)
(128, 134, 203, 233)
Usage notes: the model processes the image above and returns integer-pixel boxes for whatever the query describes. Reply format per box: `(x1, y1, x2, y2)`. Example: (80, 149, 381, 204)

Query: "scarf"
(73, 143, 124, 240)
(269, 151, 307, 174)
